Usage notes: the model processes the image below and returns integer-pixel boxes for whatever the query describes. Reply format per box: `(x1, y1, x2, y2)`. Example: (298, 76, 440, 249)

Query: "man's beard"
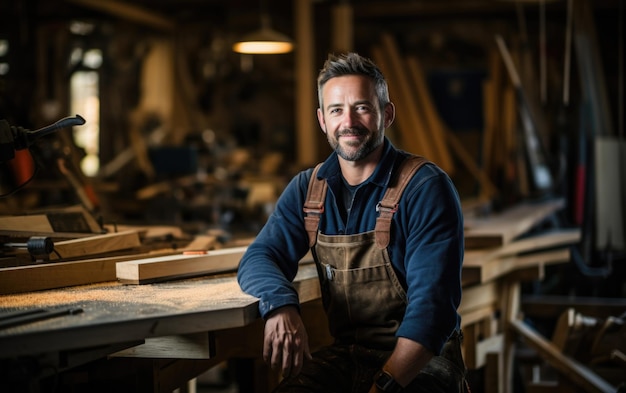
(329, 126, 384, 162)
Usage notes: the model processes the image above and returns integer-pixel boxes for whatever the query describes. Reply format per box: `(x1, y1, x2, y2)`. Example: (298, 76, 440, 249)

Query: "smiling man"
(237, 52, 467, 393)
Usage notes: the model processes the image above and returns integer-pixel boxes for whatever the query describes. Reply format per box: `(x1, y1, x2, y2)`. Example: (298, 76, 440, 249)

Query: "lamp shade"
(232, 14, 294, 54)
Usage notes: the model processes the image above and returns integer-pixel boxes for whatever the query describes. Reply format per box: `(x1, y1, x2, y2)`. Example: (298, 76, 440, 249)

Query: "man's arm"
(369, 337, 433, 392)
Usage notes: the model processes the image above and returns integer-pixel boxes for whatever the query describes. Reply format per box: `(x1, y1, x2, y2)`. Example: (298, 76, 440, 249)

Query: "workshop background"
(0, 0, 624, 392)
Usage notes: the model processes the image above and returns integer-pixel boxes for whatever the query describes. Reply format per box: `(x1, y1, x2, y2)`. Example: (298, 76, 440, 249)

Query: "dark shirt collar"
(316, 137, 401, 188)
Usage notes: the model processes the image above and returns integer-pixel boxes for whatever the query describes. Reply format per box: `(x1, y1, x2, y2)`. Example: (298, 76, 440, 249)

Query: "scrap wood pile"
(461, 199, 625, 392)
(551, 308, 626, 390)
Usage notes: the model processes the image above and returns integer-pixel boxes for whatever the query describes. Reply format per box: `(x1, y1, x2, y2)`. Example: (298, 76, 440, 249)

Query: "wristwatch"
(374, 370, 402, 393)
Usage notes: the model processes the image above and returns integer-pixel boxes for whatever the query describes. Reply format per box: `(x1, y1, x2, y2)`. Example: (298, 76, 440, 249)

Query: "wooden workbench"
(0, 199, 590, 392)
(0, 264, 321, 392)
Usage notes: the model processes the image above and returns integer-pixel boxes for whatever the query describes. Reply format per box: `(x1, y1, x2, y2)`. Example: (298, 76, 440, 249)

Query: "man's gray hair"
(317, 52, 390, 112)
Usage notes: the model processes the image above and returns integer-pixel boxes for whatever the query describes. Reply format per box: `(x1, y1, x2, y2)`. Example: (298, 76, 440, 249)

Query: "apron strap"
(303, 156, 429, 249)
(375, 155, 429, 249)
(303, 163, 327, 247)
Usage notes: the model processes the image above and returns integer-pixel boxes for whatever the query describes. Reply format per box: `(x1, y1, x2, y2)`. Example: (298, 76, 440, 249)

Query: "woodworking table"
(0, 245, 576, 392)
(0, 264, 322, 392)
(0, 200, 584, 392)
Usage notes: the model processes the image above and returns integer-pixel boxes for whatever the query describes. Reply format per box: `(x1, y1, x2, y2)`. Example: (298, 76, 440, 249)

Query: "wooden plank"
(463, 248, 571, 286)
(51, 230, 142, 260)
(373, 34, 434, 158)
(445, 128, 499, 199)
(116, 247, 248, 284)
(0, 205, 101, 234)
(458, 280, 500, 316)
(405, 55, 455, 174)
(476, 334, 503, 370)
(464, 199, 565, 248)
(294, 0, 317, 167)
(117, 248, 315, 285)
(463, 229, 580, 267)
(0, 214, 58, 233)
(111, 332, 213, 359)
(510, 319, 618, 393)
(0, 249, 181, 295)
(462, 229, 579, 285)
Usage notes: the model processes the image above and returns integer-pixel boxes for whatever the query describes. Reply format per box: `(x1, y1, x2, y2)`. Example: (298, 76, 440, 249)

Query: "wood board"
(117, 249, 315, 285)
(462, 248, 571, 287)
(0, 234, 218, 295)
(463, 228, 580, 267)
(0, 249, 180, 295)
(51, 230, 142, 260)
(464, 198, 565, 248)
(116, 247, 248, 284)
(0, 205, 101, 234)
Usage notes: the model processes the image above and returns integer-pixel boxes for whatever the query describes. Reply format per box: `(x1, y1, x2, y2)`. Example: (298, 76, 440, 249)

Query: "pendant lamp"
(232, 11, 294, 54)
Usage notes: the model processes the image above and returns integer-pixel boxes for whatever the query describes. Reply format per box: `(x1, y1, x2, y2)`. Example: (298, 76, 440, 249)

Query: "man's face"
(317, 75, 391, 162)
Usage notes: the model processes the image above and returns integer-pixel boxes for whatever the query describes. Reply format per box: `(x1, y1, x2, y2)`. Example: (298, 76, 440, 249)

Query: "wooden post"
(331, 3, 353, 53)
(295, 0, 318, 168)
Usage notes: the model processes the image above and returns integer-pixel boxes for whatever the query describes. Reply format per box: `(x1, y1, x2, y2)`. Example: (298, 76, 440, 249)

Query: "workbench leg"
(485, 352, 502, 393)
(502, 280, 521, 393)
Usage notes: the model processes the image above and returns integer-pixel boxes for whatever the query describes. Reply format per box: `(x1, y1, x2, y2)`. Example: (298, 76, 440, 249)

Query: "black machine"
(0, 114, 85, 163)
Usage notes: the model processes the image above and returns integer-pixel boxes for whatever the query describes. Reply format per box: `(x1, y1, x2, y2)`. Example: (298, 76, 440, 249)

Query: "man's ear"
(384, 102, 396, 128)
(317, 108, 327, 134)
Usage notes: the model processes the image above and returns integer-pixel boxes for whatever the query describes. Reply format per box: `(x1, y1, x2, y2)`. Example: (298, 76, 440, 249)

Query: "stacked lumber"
(459, 198, 581, 380)
(0, 223, 218, 294)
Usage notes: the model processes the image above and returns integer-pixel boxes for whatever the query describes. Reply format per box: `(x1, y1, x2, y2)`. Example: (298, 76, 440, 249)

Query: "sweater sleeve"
(395, 164, 464, 354)
(237, 170, 313, 318)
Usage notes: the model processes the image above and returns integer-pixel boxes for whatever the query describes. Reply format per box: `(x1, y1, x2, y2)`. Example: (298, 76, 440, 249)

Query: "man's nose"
(341, 110, 357, 128)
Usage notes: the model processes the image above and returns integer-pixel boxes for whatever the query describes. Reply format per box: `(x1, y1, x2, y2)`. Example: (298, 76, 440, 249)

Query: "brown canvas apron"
(295, 156, 468, 392)
(303, 156, 428, 349)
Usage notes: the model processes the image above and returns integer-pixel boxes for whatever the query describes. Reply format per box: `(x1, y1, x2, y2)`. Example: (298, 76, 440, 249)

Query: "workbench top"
(0, 264, 319, 358)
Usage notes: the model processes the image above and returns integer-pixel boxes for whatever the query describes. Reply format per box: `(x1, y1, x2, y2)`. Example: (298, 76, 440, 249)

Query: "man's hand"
(263, 305, 312, 378)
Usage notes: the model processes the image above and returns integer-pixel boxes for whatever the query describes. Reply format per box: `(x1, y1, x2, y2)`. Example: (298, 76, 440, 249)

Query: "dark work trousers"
(274, 331, 467, 393)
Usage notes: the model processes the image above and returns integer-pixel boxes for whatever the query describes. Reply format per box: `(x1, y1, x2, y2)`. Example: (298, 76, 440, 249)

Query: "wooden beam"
(331, 3, 353, 52)
(295, 0, 318, 167)
(66, 0, 175, 32)
(510, 319, 618, 393)
(445, 128, 499, 199)
(375, 33, 436, 159)
(405, 55, 455, 174)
